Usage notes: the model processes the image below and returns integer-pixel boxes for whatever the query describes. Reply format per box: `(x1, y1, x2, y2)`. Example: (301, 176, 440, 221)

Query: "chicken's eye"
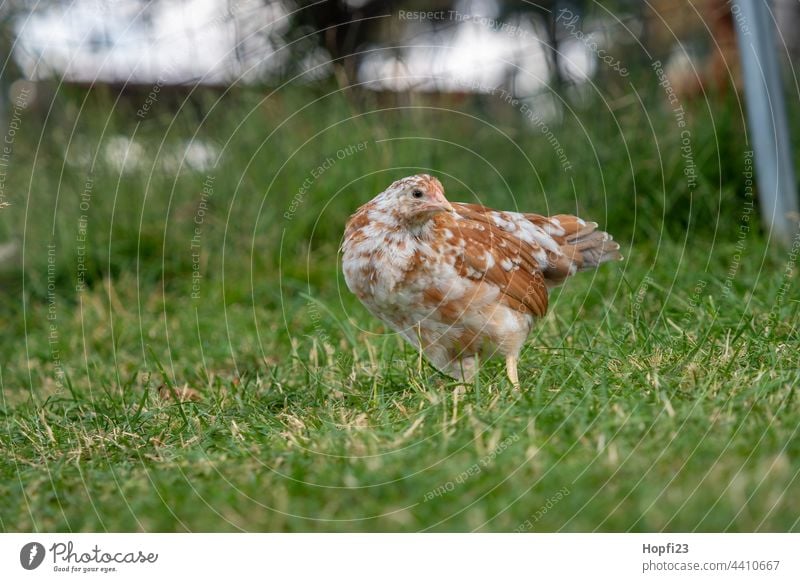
(411, 189, 424, 199)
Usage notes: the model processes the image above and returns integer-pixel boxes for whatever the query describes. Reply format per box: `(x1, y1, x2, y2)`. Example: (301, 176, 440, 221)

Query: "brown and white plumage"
(341, 174, 622, 386)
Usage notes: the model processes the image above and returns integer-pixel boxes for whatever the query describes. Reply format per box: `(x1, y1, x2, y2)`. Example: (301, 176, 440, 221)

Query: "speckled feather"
(341, 174, 622, 383)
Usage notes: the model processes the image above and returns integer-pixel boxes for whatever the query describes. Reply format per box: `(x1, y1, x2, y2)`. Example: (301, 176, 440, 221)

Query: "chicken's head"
(374, 174, 455, 226)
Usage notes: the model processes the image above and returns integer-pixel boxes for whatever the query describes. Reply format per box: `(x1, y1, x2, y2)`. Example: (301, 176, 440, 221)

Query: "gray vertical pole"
(733, 0, 799, 245)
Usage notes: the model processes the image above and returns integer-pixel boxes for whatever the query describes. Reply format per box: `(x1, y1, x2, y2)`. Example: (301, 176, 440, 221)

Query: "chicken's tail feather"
(525, 213, 622, 286)
(562, 219, 623, 269)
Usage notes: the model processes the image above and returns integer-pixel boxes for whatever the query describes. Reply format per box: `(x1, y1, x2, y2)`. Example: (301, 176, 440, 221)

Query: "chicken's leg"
(506, 354, 520, 388)
(454, 356, 478, 383)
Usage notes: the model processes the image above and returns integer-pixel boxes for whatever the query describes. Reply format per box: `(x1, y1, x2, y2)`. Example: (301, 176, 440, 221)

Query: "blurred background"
(2, 0, 798, 296)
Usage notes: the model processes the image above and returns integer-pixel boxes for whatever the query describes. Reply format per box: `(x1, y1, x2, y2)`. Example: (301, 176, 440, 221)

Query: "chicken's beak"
(419, 201, 454, 214)
(420, 192, 455, 214)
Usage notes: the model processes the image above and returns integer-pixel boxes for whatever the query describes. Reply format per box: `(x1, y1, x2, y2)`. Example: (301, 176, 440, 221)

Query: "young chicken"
(341, 174, 622, 386)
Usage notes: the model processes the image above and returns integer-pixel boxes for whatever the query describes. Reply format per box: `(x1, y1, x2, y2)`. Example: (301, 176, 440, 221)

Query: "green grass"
(0, 82, 798, 531)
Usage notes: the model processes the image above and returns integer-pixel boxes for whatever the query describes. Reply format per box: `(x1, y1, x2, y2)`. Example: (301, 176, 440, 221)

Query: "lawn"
(0, 82, 798, 532)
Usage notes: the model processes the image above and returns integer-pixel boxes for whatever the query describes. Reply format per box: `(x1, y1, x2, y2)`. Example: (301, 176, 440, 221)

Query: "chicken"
(341, 174, 622, 386)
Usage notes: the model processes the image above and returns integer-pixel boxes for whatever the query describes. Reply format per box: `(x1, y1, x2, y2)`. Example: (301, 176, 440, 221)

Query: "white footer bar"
(1, 533, 797, 581)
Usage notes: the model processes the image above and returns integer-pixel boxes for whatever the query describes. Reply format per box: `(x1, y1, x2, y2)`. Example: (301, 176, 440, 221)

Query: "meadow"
(0, 80, 798, 531)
